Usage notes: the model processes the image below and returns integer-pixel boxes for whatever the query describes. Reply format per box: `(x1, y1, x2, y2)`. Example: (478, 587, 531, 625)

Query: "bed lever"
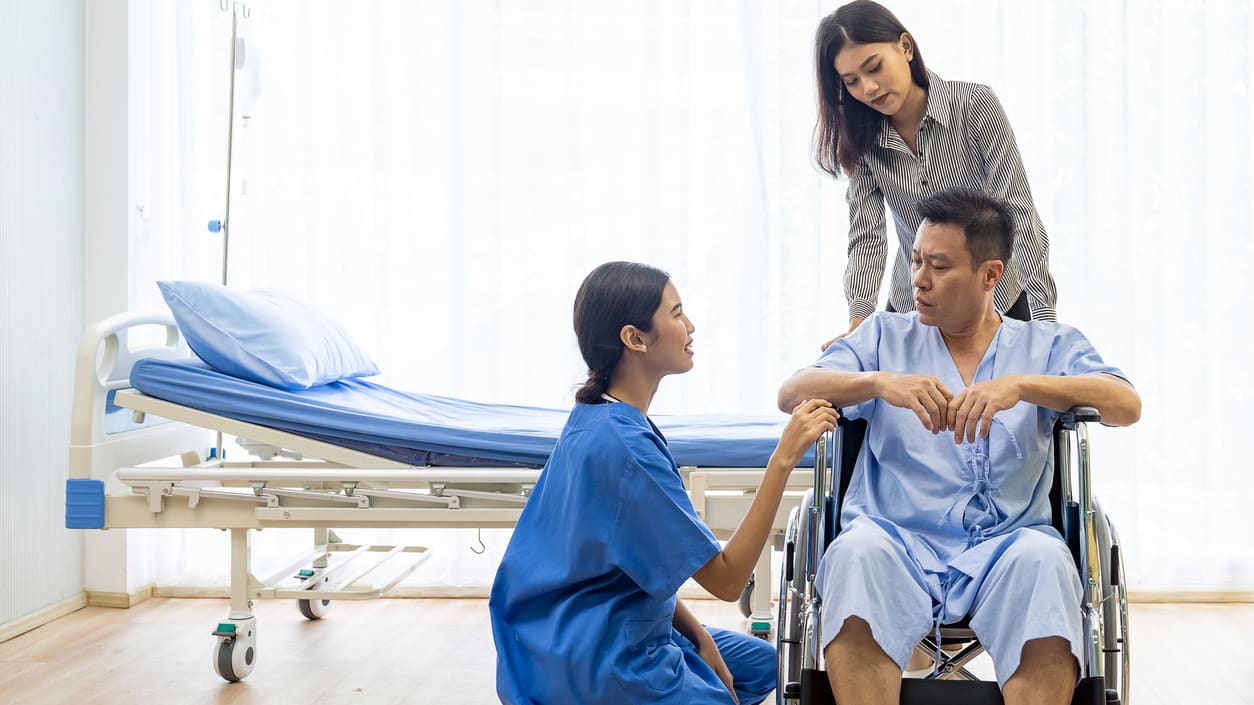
(133, 482, 175, 513)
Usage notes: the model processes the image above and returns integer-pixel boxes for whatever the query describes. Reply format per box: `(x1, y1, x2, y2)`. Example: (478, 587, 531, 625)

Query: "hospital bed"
(65, 313, 813, 681)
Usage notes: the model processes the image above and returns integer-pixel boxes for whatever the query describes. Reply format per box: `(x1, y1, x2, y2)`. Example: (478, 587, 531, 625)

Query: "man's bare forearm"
(779, 368, 879, 412)
(1017, 373, 1141, 426)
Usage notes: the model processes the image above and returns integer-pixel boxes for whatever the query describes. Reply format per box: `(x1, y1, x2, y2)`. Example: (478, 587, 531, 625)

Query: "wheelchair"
(776, 408, 1130, 705)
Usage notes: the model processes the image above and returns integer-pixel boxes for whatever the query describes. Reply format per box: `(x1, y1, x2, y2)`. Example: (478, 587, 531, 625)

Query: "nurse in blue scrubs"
(489, 261, 837, 705)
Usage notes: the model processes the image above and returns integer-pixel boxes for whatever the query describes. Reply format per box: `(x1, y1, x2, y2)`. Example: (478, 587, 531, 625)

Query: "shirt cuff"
(848, 300, 876, 321)
(1029, 304, 1057, 322)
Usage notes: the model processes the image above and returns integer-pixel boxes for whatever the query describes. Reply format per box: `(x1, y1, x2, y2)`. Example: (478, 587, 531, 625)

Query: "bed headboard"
(68, 313, 212, 481)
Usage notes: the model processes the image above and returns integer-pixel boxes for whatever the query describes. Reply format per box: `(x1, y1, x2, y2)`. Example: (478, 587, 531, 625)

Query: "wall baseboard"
(150, 585, 717, 600)
(0, 593, 89, 644)
(1127, 591, 1254, 603)
(101, 585, 1254, 605)
(86, 584, 154, 609)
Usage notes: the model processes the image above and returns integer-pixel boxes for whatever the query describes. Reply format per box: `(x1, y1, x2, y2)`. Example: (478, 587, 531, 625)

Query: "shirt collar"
(877, 69, 953, 148)
(923, 69, 954, 128)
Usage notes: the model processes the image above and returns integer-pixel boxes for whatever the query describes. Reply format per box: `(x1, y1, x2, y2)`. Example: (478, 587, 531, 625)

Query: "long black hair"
(814, 0, 928, 177)
(572, 261, 670, 404)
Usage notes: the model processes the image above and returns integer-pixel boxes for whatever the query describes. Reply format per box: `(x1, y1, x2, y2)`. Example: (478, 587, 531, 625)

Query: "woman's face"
(833, 36, 917, 117)
(643, 281, 696, 376)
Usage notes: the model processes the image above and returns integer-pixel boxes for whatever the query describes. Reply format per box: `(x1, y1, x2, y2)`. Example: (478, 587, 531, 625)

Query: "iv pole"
(211, 0, 250, 286)
(210, 0, 250, 460)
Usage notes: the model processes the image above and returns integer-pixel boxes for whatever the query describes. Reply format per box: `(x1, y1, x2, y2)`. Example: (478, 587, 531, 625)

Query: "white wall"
(0, 0, 87, 625)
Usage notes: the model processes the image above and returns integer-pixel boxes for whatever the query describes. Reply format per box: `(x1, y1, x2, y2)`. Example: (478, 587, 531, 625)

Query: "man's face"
(911, 220, 993, 327)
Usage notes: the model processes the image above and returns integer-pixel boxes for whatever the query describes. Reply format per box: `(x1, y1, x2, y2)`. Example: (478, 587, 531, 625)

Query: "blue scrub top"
(489, 401, 730, 705)
(817, 312, 1127, 580)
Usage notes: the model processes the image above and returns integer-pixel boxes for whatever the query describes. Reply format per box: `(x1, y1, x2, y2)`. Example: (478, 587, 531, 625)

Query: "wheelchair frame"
(776, 408, 1130, 705)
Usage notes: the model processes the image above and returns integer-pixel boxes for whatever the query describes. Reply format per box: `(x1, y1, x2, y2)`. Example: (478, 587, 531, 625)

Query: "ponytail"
(574, 371, 611, 405)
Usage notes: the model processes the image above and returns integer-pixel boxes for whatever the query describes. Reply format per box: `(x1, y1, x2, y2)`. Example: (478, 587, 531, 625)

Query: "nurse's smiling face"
(643, 281, 696, 376)
(911, 220, 1000, 328)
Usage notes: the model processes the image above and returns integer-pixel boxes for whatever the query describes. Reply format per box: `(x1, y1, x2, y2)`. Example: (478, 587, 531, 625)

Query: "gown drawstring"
(926, 417, 1024, 676)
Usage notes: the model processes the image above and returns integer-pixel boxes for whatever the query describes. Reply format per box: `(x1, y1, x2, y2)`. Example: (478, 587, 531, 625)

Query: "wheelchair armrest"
(1059, 406, 1100, 429)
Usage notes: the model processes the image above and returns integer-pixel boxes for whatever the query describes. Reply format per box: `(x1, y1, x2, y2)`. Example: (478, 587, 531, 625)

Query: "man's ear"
(619, 325, 648, 353)
(982, 260, 1004, 292)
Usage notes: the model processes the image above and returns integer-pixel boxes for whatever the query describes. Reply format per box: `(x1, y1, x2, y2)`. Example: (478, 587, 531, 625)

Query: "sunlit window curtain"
(129, 0, 1253, 595)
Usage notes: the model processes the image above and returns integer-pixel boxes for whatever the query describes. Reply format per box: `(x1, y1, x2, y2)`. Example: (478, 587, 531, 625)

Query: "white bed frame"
(68, 313, 812, 681)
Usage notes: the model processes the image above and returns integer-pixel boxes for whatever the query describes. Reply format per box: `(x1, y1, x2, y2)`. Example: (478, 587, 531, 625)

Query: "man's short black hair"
(916, 187, 1014, 268)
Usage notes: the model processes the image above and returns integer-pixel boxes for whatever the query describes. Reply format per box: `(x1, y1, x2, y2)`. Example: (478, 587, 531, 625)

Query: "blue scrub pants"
(673, 626, 776, 705)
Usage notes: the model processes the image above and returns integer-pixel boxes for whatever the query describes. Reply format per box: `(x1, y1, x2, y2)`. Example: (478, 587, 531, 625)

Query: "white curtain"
(129, 0, 1254, 595)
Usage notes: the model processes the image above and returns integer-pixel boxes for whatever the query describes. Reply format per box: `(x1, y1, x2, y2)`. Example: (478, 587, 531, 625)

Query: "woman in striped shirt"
(815, 0, 1057, 348)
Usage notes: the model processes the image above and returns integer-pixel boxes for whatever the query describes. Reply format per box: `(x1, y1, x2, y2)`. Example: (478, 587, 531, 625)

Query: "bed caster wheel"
(298, 597, 332, 620)
(738, 573, 755, 618)
(211, 617, 257, 682)
(748, 619, 772, 640)
(297, 570, 333, 620)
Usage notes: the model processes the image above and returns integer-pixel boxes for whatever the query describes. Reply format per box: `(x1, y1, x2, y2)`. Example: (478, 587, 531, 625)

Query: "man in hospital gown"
(778, 187, 1140, 705)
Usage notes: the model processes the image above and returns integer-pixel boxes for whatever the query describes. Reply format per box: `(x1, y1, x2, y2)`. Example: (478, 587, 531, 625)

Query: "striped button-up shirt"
(843, 70, 1057, 321)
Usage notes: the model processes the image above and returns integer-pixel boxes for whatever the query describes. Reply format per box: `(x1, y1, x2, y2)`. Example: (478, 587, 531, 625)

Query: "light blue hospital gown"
(813, 312, 1127, 686)
(489, 400, 775, 705)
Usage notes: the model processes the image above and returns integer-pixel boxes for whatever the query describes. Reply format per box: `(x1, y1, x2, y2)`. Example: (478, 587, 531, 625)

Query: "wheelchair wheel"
(1091, 497, 1130, 705)
(1102, 510, 1130, 705)
(777, 503, 806, 704)
(739, 573, 755, 619)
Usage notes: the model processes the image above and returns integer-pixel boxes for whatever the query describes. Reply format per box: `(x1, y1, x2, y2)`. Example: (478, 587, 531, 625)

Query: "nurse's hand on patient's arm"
(694, 400, 837, 602)
(820, 316, 866, 351)
(874, 372, 953, 434)
(771, 399, 840, 469)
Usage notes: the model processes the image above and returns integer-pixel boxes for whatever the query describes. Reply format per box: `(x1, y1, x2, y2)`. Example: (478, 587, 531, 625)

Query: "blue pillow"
(157, 281, 380, 390)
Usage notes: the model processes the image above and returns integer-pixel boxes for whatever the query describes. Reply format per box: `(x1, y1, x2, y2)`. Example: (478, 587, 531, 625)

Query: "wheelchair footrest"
(798, 670, 1106, 705)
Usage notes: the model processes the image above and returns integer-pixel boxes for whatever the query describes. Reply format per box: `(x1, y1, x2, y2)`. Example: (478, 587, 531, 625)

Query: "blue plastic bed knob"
(65, 479, 105, 529)
(208, 219, 223, 233)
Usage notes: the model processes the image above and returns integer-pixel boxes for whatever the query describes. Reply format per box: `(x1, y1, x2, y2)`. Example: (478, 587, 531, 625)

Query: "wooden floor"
(0, 597, 1250, 704)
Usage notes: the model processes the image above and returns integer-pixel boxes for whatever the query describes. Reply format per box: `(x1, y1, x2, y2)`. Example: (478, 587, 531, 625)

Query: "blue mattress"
(129, 358, 805, 468)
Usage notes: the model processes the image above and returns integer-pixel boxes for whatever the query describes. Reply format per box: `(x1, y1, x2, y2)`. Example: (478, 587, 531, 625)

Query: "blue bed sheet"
(129, 358, 805, 468)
